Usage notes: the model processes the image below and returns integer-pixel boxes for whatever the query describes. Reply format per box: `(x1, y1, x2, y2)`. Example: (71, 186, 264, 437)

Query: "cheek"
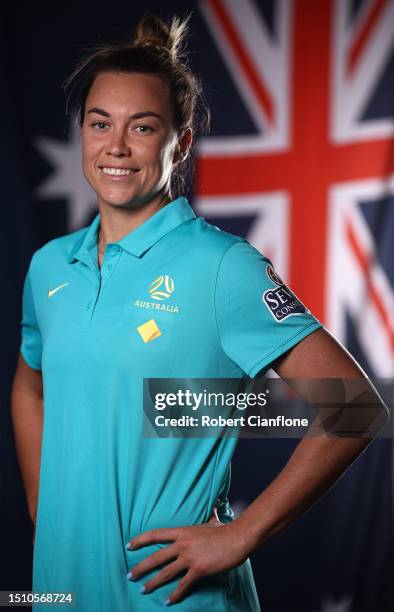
(82, 132, 100, 164)
(137, 136, 175, 168)
(136, 140, 162, 165)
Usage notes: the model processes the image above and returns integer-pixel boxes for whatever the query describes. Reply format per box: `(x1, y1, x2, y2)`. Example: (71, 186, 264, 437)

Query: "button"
(106, 264, 112, 270)
(111, 245, 120, 254)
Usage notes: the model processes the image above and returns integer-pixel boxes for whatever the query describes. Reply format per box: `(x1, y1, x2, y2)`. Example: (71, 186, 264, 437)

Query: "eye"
(134, 125, 153, 134)
(91, 121, 109, 130)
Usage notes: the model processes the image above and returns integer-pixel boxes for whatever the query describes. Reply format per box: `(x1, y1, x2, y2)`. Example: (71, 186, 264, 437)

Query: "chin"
(99, 190, 138, 208)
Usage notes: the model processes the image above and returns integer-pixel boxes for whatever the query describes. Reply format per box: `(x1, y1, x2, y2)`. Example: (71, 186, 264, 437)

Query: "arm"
(11, 352, 44, 539)
(234, 326, 389, 553)
(124, 327, 389, 605)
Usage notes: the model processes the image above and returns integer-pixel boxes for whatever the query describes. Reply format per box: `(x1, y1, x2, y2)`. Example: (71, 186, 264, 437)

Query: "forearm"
(11, 388, 43, 523)
(235, 435, 372, 554)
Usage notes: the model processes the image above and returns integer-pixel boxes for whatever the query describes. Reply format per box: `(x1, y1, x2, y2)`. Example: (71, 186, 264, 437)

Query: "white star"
(34, 116, 97, 231)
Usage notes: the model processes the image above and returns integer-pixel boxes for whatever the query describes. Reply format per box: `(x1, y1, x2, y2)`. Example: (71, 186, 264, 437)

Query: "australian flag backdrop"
(1, 1, 393, 611)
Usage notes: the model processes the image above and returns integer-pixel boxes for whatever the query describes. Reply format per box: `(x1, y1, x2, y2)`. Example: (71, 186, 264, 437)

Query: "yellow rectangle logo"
(137, 319, 162, 343)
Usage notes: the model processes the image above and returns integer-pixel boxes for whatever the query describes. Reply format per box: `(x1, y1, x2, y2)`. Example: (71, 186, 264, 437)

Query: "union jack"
(195, 0, 394, 376)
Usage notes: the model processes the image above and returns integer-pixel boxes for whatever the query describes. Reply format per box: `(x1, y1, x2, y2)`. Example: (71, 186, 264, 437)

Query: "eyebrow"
(87, 107, 163, 121)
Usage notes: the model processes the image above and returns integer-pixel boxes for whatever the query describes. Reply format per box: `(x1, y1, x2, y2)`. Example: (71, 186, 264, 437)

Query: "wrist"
(230, 516, 259, 558)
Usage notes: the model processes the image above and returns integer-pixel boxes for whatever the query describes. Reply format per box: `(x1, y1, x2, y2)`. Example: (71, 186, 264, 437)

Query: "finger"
(128, 545, 178, 580)
(206, 506, 218, 522)
(165, 569, 198, 606)
(140, 559, 186, 594)
(129, 528, 180, 550)
(207, 506, 221, 524)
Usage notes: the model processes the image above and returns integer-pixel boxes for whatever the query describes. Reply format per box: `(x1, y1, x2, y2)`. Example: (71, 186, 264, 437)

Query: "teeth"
(102, 167, 134, 176)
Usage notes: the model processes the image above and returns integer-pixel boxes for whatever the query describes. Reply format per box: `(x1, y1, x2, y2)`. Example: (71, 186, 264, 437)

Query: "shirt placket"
(79, 244, 122, 327)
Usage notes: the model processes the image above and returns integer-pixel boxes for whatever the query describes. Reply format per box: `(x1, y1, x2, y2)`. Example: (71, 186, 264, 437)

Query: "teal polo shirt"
(20, 196, 322, 611)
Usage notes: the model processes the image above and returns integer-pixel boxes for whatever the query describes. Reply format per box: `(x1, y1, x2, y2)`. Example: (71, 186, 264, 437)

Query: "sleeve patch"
(263, 265, 307, 321)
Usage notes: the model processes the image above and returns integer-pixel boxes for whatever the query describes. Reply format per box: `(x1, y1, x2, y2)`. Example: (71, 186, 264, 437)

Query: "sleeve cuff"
(247, 321, 323, 378)
(20, 345, 42, 371)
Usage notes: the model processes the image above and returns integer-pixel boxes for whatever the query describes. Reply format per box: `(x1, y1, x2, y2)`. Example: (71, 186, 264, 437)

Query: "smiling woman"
(81, 71, 181, 210)
(11, 11, 387, 612)
(65, 15, 208, 209)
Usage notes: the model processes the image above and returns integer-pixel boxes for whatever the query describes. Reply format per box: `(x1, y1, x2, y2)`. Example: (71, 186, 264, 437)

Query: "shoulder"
(194, 216, 272, 270)
(181, 215, 266, 261)
(173, 216, 273, 282)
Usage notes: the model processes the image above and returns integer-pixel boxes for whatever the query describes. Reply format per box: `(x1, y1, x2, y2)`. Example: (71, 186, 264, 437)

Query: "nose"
(106, 129, 131, 157)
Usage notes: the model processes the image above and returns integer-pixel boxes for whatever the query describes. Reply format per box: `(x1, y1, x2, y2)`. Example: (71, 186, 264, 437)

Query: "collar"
(67, 196, 196, 263)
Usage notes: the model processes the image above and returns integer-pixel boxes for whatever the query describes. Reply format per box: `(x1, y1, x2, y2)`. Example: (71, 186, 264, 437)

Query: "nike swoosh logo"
(48, 282, 69, 298)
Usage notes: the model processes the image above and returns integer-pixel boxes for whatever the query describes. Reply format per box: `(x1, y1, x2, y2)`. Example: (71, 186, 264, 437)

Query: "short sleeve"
(215, 241, 323, 378)
(20, 257, 43, 370)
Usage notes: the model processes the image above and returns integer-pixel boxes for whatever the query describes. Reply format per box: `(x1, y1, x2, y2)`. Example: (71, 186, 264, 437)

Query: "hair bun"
(132, 15, 189, 62)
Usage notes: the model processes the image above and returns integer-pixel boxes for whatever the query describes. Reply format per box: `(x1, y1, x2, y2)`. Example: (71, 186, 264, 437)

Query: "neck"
(97, 191, 172, 247)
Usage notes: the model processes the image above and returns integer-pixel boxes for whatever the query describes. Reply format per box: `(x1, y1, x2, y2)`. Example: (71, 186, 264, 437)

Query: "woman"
(11, 14, 386, 612)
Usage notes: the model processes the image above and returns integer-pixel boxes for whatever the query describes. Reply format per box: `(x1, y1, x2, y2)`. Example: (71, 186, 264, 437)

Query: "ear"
(172, 128, 193, 165)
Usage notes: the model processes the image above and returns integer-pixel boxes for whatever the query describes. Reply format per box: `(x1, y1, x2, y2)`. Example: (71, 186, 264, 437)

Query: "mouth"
(99, 166, 140, 178)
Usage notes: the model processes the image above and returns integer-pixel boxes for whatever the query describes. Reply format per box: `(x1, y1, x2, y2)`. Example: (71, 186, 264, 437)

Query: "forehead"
(86, 72, 172, 116)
